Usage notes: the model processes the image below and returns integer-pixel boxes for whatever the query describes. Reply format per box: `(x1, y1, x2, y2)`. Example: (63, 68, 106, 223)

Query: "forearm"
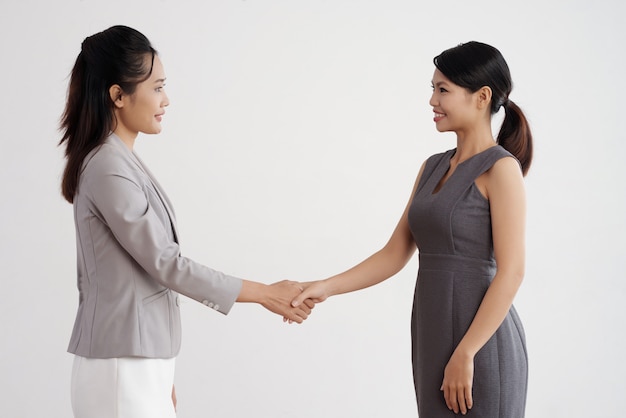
(324, 244, 416, 297)
(455, 272, 524, 357)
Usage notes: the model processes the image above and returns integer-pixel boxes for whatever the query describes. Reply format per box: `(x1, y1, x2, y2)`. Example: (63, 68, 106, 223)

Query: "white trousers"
(71, 355, 177, 418)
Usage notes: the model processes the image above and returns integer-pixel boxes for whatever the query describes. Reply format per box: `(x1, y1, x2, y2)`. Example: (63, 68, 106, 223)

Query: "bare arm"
(292, 162, 425, 306)
(441, 156, 526, 414)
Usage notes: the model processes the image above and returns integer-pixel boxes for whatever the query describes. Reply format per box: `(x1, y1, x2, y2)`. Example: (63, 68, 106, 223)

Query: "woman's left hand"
(441, 351, 474, 415)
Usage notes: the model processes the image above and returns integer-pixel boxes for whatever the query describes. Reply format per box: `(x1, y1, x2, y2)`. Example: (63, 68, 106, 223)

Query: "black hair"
(59, 25, 157, 203)
(434, 41, 533, 175)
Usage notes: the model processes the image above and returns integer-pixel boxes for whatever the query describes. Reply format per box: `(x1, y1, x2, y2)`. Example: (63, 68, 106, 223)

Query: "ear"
(476, 86, 492, 110)
(109, 85, 125, 108)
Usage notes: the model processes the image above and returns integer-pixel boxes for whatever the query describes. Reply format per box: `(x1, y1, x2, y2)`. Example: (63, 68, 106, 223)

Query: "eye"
(155, 84, 166, 93)
(439, 87, 448, 93)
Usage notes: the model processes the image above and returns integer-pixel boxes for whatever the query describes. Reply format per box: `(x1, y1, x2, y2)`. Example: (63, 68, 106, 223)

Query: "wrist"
(237, 280, 269, 304)
(453, 343, 477, 360)
(320, 278, 336, 298)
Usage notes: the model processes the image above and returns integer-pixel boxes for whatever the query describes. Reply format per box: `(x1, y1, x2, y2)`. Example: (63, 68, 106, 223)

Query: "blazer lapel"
(108, 134, 180, 243)
(134, 154, 180, 243)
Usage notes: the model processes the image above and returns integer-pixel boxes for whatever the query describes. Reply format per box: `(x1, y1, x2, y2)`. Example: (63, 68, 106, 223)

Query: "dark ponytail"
(498, 100, 532, 176)
(434, 41, 533, 176)
(59, 25, 157, 203)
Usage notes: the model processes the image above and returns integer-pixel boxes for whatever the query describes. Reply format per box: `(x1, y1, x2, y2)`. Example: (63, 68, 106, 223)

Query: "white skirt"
(71, 355, 177, 418)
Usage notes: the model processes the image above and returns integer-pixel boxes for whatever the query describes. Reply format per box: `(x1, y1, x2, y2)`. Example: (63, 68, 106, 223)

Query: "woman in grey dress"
(292, 41, 532, 417)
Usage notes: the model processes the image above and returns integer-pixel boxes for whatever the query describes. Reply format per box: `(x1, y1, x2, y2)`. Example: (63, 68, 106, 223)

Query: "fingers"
(291, 281, 328, 307)
(441, 384, 456, 413)
(262, 281, 309, 324)
(441, 383, 472, 415)
(283, 299, 314, 324)
(441, 384, 459, 415)
(441, 351, 474, 414)
(465, 385, 473, 411)
(286, 282, 312, 323)
(270, 281, 319, 324)
(283, 299, 310, 324)
(457, 386, 468, 415)
(299, 302, 312, 315)
(291, 291, 308, 308)
(283, 309, 304, 324)
(297, 296, 316, 314)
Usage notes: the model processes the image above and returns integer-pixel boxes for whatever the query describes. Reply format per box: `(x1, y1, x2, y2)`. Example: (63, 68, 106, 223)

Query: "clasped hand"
(278, 280, 330, 323)
(258, 280, 330, 324)
(264, 280, 315, 323)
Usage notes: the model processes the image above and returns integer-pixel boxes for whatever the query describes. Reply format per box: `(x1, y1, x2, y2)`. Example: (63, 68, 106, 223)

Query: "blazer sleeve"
(82, 150, 242, 314)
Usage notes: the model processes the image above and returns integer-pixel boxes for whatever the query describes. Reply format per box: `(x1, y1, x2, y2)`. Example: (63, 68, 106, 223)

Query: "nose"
(429, 91, 437, 107)
(162, 91, 170, 108)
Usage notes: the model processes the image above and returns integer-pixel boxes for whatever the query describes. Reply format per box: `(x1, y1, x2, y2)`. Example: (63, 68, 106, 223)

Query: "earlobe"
(109, 85, 124, 108)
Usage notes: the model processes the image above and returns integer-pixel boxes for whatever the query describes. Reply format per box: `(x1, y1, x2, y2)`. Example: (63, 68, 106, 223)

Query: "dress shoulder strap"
(462, 145, 520, 181)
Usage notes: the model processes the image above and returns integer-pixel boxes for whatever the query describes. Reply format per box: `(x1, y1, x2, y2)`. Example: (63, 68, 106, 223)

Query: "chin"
(146, 126, 162, 135)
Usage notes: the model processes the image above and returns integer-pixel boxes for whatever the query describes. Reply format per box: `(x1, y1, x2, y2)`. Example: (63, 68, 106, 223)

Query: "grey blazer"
(67, 133, 242, 359)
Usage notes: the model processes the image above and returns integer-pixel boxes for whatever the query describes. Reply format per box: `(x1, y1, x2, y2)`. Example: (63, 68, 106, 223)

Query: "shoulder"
(489, 146, 521, 172)
(423, 148, 454, 171)
(479, 147, 524, 200)
(428, 148, 455, 163)
(489, 153, 523, 178)
(413, 149, 454, 191)
(485, 154, 525, 200)
(80, 137, 144, 196)
(83, 138, 136, 178)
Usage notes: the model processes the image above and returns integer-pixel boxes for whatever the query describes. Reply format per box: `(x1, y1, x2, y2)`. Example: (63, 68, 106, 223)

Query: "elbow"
(379, 242, 416, 275)
(512, 270, 525, 289)
(496, 265, 525, 293)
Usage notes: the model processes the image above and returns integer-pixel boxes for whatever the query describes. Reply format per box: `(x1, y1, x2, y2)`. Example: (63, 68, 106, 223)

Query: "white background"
(1, 1, 624, 417)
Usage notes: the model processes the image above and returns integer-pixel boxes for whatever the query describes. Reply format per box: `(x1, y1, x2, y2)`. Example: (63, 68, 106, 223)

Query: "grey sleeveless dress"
(407, 146, 528, 417)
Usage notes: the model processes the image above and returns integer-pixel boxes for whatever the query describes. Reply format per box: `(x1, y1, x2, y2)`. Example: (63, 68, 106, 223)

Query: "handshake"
(251, 280, 329, 324)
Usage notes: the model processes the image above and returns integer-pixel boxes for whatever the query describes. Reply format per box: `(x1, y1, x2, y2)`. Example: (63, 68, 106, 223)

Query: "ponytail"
(434, 41, 533, 176)
(59, 51, 114, 203)
(497, 100, 533, 176)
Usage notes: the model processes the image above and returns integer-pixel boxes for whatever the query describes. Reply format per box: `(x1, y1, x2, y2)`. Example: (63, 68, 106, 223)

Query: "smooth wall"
(1, 1, 624, 417)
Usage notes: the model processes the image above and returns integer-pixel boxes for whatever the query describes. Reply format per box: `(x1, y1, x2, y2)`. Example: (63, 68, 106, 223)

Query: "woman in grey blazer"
(59, 25, 313, 418)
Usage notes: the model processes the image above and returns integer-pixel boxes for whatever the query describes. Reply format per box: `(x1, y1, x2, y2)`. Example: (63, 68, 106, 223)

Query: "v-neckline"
(431, 146, 496, 195)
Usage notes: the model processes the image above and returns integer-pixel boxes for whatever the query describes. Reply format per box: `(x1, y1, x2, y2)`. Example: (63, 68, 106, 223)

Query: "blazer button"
(213, 304, 220, 311)
(202, 300, 209, 306)
(207, 302, 215, 309)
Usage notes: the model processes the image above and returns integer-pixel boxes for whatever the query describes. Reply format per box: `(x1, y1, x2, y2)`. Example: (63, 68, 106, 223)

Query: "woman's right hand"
(261, 280, 314, 323)
(291, 280, 330, 307)
(237, 279, 313, 323)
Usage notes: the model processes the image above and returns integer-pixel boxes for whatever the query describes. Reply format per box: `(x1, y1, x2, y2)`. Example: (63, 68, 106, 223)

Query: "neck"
(113, 128, 137, 151)
(452, 125, 495, 164)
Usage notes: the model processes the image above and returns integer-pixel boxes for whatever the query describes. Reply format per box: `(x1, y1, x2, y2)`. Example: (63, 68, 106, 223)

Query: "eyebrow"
(154, 78, 167, 83)
(431, 81, 448, 86)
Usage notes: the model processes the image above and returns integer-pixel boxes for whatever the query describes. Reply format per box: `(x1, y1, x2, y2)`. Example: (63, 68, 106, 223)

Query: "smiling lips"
(433, 111, 445, 122)
(155, 113, 164, 122)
